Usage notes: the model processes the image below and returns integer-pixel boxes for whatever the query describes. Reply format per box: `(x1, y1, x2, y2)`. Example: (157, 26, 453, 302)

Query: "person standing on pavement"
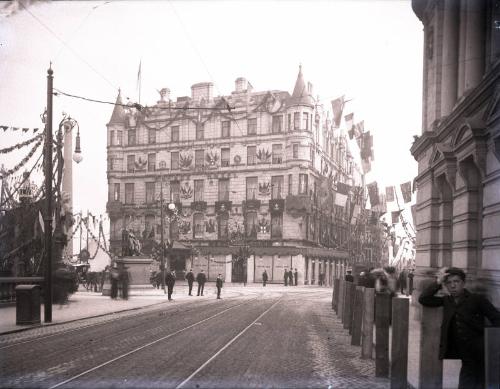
(196, 269, 207, 296)
(407, 269, 415, 296)
(119, 265, 130, 300)
(110, 264, 119, 299)
(262, 270, 268, 286)
(288, 269, 294, 287)
(419, 267, 500, 389)
(216, 274, 224, 299)
(398, 269, 407, 295)
(284, 268, 288, 286)
(185, 269, 195, 296)
(166, 270, 176, 301)
(294, 268, 298, 286)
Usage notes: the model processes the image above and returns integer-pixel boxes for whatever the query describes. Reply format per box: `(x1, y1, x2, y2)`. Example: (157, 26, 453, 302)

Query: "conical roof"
(108, 89, 126, 125)
(288, 65, 314, 107)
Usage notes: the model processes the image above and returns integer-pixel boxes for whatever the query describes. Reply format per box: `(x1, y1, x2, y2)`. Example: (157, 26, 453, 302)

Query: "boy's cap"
(444, 267, 466, 281)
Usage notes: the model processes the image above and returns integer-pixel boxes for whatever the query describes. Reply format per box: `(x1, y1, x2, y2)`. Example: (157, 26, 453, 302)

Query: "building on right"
(410, 1, 499, 388)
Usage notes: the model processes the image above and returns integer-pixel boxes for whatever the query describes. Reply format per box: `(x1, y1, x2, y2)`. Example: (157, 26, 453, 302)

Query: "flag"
(400, 181, 412, 203)
(334, 182, 350, 207)
(378, 193, 387, 213)
(136, 60, 142, 104)
(367, 181, 379, 206)
(391, 210, 402, 224)
(344, 113, 354, 131)
(331, 96, 345, 128)
(354, 121, 364, 139)
(350, 204, 361, 225)
(386, 186, 395, 202)
(361, 158, 371, 174)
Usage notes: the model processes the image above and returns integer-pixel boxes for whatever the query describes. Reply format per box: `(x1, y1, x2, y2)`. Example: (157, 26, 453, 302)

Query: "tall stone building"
(410, 1, 499, 387)
(106, 66, 364, 284)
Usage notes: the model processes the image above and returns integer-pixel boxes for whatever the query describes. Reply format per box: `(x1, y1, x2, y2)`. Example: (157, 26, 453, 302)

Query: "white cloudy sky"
(1, 0, 422, 227)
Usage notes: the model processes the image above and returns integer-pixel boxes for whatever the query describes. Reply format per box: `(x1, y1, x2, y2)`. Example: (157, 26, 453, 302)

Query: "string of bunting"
(81, 217, 114, 260)
(0, 133, 44, 154)
(0, 125, 41, 133)
(2, 137, 44, 177)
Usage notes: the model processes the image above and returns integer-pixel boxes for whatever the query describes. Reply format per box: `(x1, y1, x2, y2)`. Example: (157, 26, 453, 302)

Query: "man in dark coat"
(216, 274, 223, 299)
(344, 270, 354, 282)
(294, 268, 298, 286)
(288, 270, 294, 286)
(165, 270, 176, 301)
(398, 269, 407, 295)
(284, 268, 288, 286)
(196, 269, 207, 296)
(185, 269, 195, 296)
(419, 267, 500, 389)
(262, 270, 268, 286)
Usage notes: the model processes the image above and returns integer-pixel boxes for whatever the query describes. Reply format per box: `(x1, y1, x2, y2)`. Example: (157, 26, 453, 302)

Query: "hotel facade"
(106, 67, 365, 285)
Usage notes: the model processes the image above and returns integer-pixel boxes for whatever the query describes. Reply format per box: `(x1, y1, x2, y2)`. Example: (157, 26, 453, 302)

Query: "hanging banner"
(367, 181, 379, 206)
(344, 113, 354, 132)
(361, 158, 371, 174)
(391, 210, 402, 224)
(331, 96, 345, 128)
(385, 186, 395, 202)
(334, 182, 350, 207)
(400, 181, 412, 203)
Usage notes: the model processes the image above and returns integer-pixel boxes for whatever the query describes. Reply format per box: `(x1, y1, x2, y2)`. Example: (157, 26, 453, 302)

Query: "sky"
(0, 0, 422, 256)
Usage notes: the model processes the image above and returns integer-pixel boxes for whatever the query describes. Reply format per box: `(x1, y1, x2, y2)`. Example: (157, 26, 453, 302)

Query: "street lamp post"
(44, 66, 54, 323)
(159, 175, 175, 294)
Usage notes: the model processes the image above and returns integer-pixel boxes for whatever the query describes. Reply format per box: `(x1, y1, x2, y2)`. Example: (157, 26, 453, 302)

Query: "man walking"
(294, 268, 298, 286)
(196, 269, 207, 296)
(262, 270, 268, 286)
(185, 268, 195, 296)
(216, 273, 224, 299)
(166, 270, 176, 301)
(419, 267, 500, 389)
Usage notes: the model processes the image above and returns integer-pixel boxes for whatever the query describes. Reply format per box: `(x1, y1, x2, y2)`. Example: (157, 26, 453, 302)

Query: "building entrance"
(231, 255, 247, 283)
(169, 254, 187, 280)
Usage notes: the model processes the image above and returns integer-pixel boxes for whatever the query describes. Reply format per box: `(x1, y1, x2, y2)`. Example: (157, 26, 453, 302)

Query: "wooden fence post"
(391, 297, 409, 389)
(375, 292, 391, 377)
(351, 286, 364, 346)
(333, 278, 340, 311)
(361, 287, 375, 359)
(485, 327, 500, 389)
(338, 278, 345, 319)
(343, 281, 353, 329)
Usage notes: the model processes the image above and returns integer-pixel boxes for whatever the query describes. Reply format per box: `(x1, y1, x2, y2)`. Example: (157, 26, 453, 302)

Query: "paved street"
(0, 287, 389, 389)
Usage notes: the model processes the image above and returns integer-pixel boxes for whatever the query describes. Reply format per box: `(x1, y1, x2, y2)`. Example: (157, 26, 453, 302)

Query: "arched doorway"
(231, 255, 247, 283)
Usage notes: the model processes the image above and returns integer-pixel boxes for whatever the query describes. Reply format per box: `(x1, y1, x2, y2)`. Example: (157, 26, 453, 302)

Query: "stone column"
(247, 255, 255, 284)
(441, 0, 460, 116)
(464, 0, 486, 92)
(457, 0, 467, 97)
(307, 257, 312, 285)
(314, 259, 320, 285)
(326, 260, 331, 286)
(225, 254, 232, 283)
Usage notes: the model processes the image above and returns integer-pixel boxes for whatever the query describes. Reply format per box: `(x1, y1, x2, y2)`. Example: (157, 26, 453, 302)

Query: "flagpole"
(137, 60, 142, 105)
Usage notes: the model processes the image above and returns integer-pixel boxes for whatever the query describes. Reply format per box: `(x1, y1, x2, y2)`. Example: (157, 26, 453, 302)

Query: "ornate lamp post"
(158, 175, 177, 293)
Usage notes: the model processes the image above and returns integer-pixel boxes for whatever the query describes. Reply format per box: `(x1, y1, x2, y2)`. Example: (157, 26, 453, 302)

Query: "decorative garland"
(0, 133, 43, 154)
(2, 137, 43, 177)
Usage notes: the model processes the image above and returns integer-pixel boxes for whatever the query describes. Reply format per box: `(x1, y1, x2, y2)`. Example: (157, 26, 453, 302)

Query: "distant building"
(410, 1, 499, 387)
(106, 66, 364, 284)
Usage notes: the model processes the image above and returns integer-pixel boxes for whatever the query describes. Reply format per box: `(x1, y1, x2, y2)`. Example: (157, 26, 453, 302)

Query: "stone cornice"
(410, 130, 438, 160)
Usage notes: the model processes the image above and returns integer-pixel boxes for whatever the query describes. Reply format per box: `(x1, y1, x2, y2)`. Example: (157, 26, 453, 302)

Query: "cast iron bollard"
(351, 286, 364, 346)
(375, 292, 391, 377)
(485, 327, 500, 389)
(390, 297, 409, 389)
(15, 284, 41, 325)
(361, 287, 375, 359)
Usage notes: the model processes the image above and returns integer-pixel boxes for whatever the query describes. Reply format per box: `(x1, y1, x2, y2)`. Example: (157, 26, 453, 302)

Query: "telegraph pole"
(44, 65, 54, 323)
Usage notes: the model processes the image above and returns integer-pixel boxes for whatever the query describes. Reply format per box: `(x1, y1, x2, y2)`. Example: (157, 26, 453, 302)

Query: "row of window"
(110, 174, 310, 205)
(116, 144, 312, 173)
(112, 211, 347, 244)
(109, 112, 314, 146)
